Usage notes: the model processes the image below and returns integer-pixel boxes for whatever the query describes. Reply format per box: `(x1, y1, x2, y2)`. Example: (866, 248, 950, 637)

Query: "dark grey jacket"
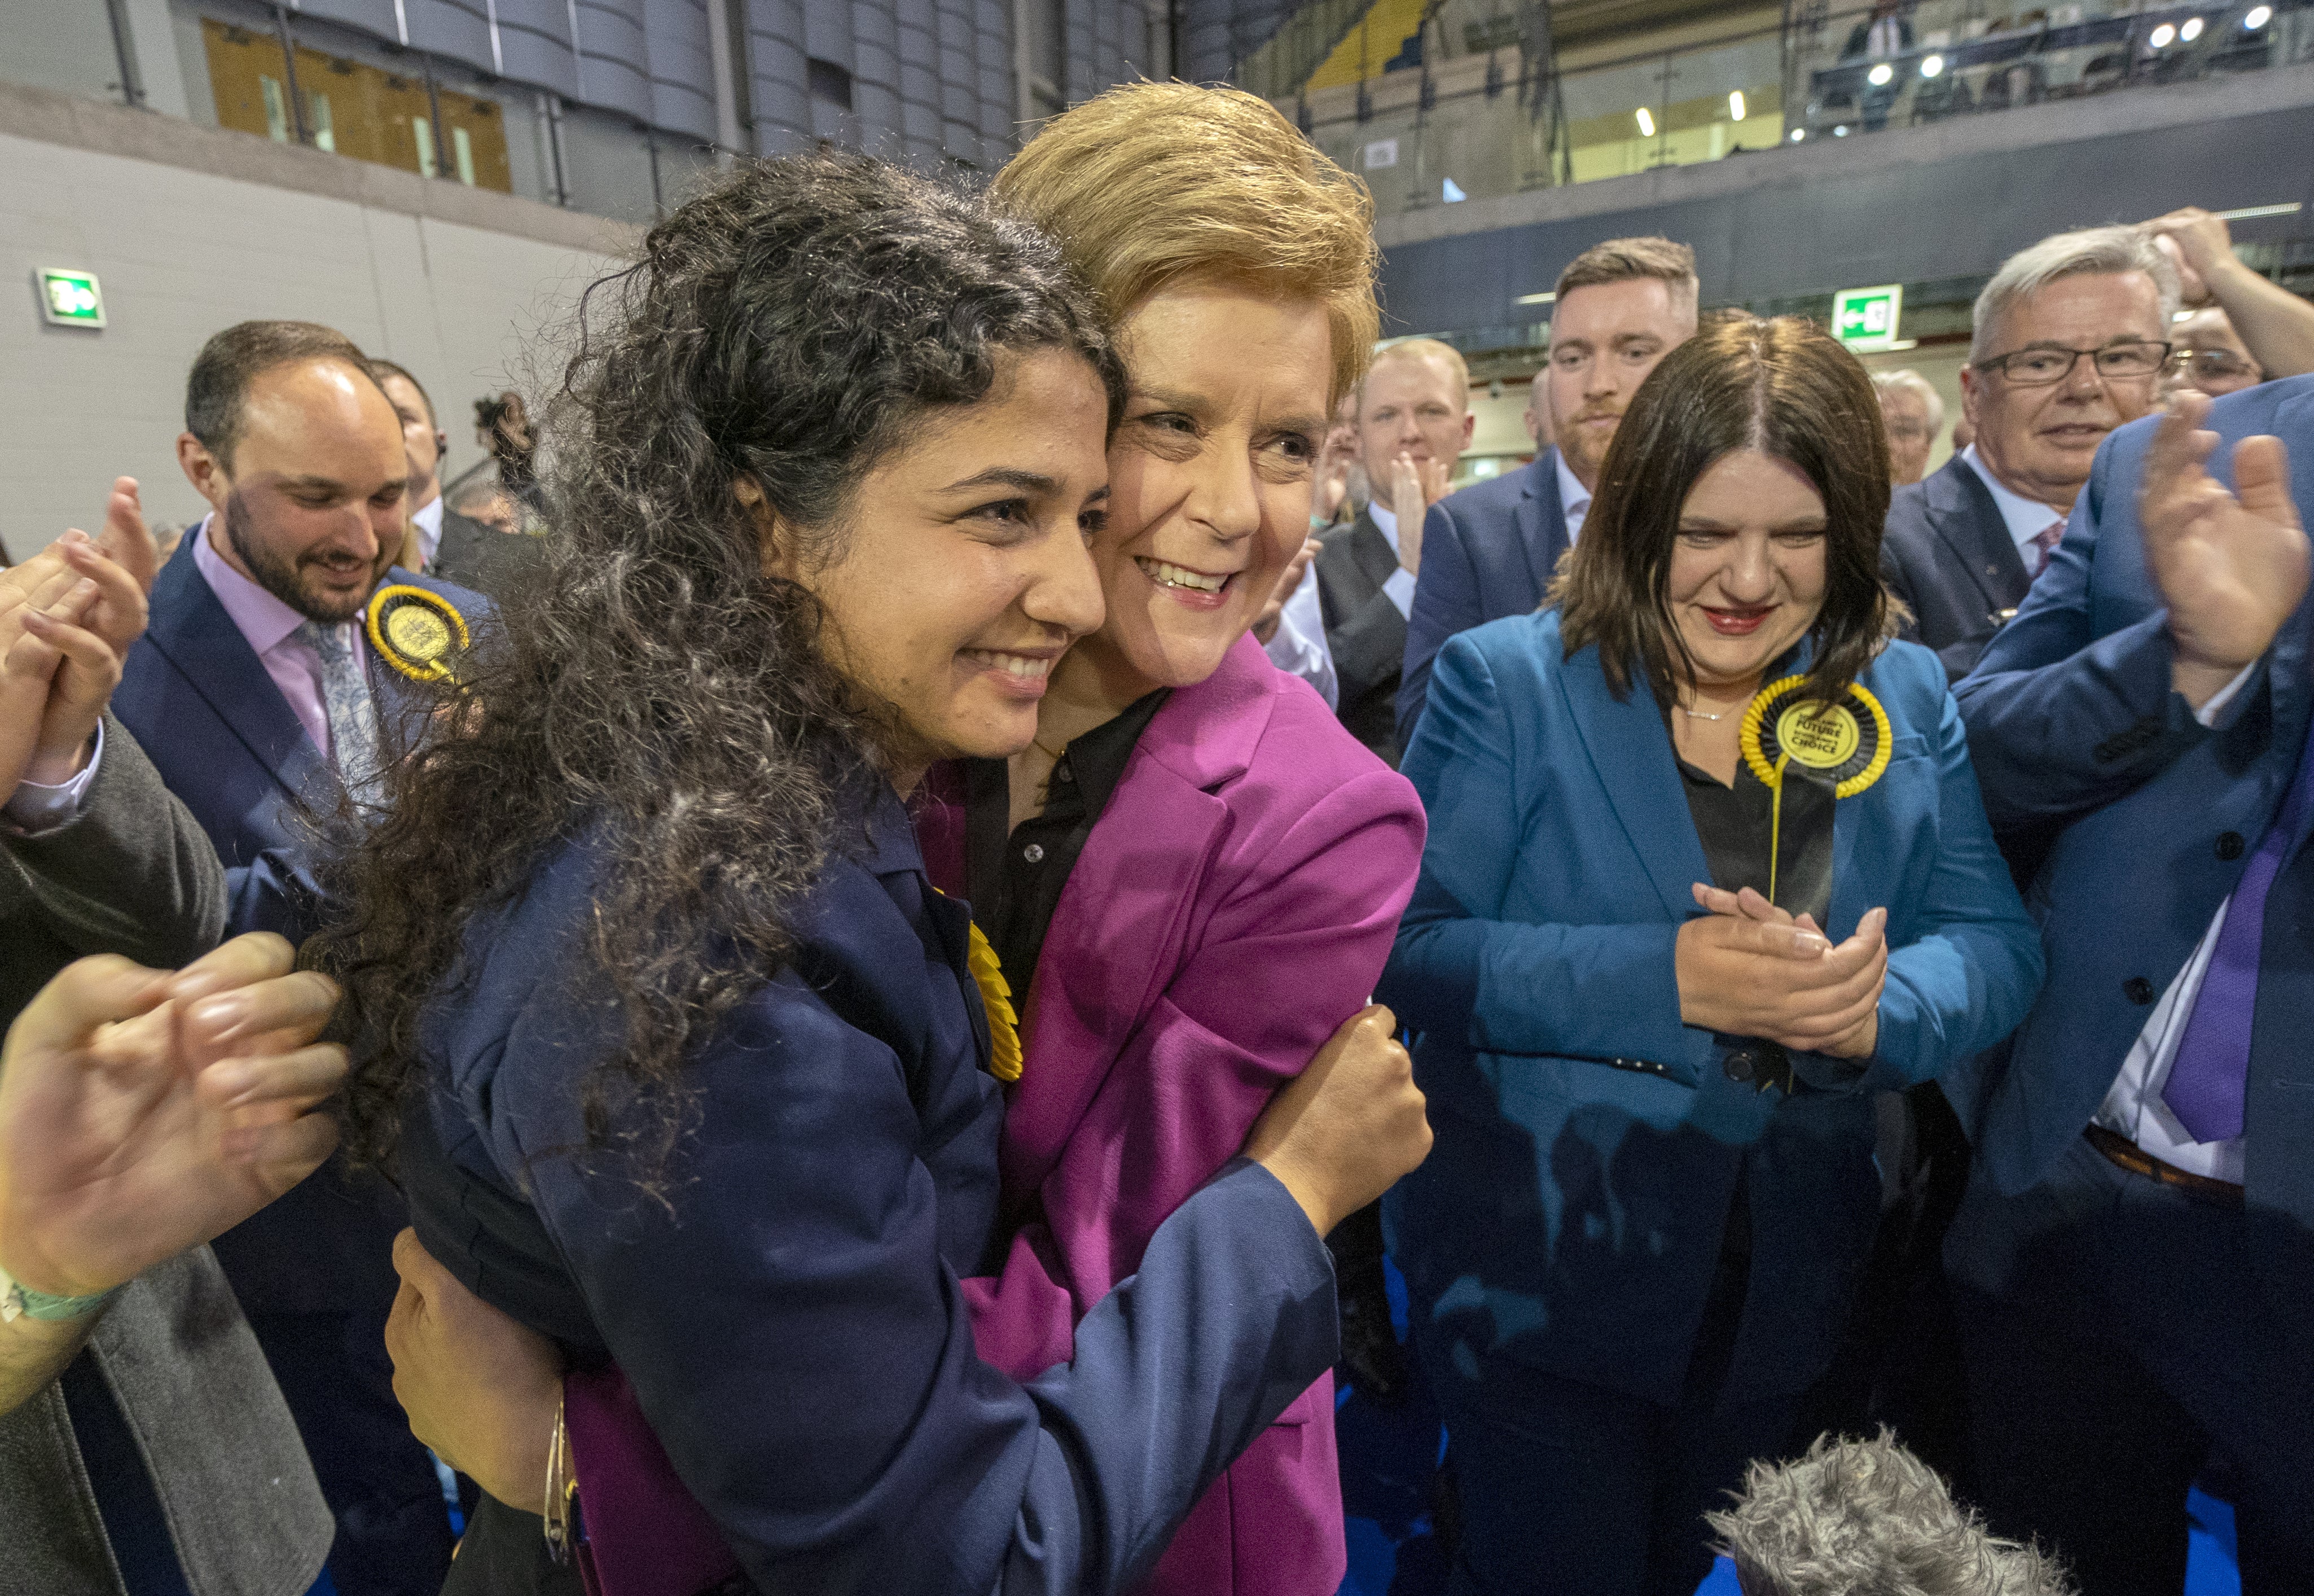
(1315, 509, 1408, 767)
(0, 715, 332, 1595)
(1880, 454, 2036, 682)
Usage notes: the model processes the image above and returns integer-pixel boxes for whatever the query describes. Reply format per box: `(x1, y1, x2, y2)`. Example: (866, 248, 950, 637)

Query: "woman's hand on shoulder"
(1676, 886, 1889, 1056)
(1243, 1005, 1431, 1239)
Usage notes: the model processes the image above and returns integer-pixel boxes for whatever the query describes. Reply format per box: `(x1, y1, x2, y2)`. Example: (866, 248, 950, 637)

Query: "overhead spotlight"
(1790, 126, 1806, 141)
(1635, 106, 1656, 136)
(1729, 89, 1747, 120)
(1921, 52, 1946, 76)
(1867, 61, 1895, 85)
(2246, 5, 2273, 27)
(2181, 15, 2205, 38)
(1834, 123, 1852, 135)
(2150, 21, 2176, 45)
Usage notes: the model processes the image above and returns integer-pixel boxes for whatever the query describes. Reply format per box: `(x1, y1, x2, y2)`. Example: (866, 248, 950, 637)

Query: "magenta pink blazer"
(918, 632, 1425, 1596)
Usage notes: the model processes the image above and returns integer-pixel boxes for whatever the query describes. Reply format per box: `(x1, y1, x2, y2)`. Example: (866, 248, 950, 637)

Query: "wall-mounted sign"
(1833, 283, 1902, 352)
(37, 268, 105, 328)
(1363, 138, 1398, 170)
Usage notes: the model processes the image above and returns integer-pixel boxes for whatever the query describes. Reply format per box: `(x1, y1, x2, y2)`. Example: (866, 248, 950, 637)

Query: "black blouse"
(961, 689, 1170, 1001)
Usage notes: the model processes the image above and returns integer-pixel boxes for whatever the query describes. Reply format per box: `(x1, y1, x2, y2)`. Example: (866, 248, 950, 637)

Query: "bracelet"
(0, 1258, 121, 1324)
(543, 1390, 576, 1562)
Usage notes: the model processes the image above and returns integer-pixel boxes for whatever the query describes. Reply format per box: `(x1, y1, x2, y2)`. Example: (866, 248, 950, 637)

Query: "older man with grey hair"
(1709, 1431, 2076, 1596)
(1881, 226, 2178, 678)
(1874, 368, 1946, 486)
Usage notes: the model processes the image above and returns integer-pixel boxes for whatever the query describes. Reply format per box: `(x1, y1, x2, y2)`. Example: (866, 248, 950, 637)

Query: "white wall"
(0, 117, 627, 559)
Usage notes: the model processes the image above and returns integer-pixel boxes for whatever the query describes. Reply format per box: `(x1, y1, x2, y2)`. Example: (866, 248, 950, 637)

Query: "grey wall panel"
(933, 0, 981, 163)
(802, 0, 855, 68)
(974, 0, 1011, 151)
(740, 0, 813, 150)
(1376, 103, 2314, 339)
(895, 9, 944, 159)
(403, 0, 498, 65)
(493, 0, 585, 98)
(850, 1, 904, 156)
(646, 0, 719, 141)
(574, 0, 655, 123)
(1064, 0, 1096, 102)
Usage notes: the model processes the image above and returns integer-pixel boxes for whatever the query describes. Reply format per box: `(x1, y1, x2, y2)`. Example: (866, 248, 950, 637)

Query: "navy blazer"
(111, 526, 489, 1313)
(1395, 451, 1570, 749)
(405, 789, 1338, 1594)
(1380, 612, 2041, 1405)
(1881, 454, 2035, 680)
(1949, 375, 2314, 1238)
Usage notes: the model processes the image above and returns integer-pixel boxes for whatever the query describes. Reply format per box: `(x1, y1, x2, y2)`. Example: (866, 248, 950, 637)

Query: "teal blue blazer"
(1379, 610, 2041, 1405)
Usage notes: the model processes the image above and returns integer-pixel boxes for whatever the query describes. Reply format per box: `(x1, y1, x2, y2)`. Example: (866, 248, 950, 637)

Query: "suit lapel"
(1927, 456, 2031, 613)
(1556, 645, 1710, 921)
(143, 536, 326, 802)
(1349, 511, 1399, 599)
(1518, 451, 1569, 602)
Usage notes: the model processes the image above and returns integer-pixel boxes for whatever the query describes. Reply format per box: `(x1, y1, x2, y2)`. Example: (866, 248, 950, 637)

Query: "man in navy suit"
(1947, 377, 2314, 1594)
(1882, 227, 2178, 678)
(113, 322, 486, 1596)
(1395, 236, 1698, 747)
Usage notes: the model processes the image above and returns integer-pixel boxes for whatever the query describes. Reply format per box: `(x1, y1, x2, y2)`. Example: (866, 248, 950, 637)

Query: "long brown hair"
(1552, 314, 1898, 707)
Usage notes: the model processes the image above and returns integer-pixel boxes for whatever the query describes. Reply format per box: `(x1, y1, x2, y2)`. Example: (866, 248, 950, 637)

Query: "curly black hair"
(318, 152, 1122, 1182)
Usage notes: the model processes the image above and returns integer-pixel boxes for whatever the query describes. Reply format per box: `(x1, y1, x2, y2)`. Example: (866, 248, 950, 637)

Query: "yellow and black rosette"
(965, 921, 1023, 1083)
(1738, 675, 1892, 903)
(365, 584, 470, 684)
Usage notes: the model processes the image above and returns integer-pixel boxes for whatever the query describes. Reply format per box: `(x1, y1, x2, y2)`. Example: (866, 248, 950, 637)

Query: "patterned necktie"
(2163, 723, 2314, 1144)
(297, 619, 383, 804)
(2028, 520, 2065, 581)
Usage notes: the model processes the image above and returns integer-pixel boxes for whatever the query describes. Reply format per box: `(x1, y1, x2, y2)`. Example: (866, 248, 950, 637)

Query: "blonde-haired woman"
(918, 81, 1424, 1596)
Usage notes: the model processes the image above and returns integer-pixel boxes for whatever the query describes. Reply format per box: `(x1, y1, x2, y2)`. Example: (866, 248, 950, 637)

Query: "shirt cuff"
(1382, 565, 1417, 620)
(5, 720, 103, 835)
(2194, 661, 2258, 729)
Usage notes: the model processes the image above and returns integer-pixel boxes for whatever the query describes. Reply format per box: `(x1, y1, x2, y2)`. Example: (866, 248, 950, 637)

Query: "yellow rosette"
(365, 584, 471, 684)
(965, 921, 1023, 1083)
(1738, 675, 1893, 904)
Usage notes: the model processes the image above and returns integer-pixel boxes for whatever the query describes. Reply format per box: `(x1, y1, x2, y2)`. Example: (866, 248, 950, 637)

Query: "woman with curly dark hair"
(322, 153, 1428, 1595)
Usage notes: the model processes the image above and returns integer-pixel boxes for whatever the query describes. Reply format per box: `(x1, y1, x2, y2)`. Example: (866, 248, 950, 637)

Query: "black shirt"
(961, 690, 1171, 1003)
(1672, 751, 1836, 930)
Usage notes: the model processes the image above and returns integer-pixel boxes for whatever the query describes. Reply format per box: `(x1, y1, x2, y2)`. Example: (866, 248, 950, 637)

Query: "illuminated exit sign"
(1833, 283, 1902, 351)
(37, 267, 106, 328)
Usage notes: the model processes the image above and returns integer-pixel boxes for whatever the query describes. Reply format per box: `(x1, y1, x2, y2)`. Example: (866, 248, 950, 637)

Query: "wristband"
(0, 1257, 121, 1323)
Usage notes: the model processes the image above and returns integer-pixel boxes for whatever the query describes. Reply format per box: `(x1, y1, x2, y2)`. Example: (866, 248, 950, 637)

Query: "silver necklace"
(1678, 705, 1728, 721)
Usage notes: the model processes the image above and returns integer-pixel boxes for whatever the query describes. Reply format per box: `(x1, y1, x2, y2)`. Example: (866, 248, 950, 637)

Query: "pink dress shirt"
(190, 516, 366, 763)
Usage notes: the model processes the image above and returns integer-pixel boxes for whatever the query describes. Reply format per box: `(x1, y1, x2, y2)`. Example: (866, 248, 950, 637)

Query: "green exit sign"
(37, 267, 106, 328)
(1833, 283, 1902, 351)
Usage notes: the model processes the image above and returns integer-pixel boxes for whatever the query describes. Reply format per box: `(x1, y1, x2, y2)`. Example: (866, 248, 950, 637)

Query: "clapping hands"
(1675, 883, 1887, 1059)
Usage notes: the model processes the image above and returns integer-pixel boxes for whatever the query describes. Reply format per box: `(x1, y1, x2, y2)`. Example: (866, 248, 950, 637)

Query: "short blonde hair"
(995, 81, 1381, 406)
(1367, 337, 1470, 413)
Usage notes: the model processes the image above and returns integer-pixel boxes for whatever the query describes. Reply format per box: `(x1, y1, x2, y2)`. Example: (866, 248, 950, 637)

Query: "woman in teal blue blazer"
(1378, 318, 2043, 1595)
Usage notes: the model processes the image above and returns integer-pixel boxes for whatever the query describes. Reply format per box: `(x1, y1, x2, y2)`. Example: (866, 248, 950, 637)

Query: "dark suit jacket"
(1397, 451, 1570, 748)
(1881, 454, 2037, 680)
(403, 789, 1338, 1593)
(1948, 375, 2314, 1249)
(1842, 15, 1916, 57)
(1315, 509, 1408, 765)
(0, 716, 333, 1596)
(430, 503, 546, 604)
(112, 532, 488, 1316)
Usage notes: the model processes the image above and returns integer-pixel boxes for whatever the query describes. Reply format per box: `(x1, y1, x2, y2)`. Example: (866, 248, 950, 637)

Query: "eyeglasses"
(2170, 348, 2262, 382)
(1971, 341, 2173, 386)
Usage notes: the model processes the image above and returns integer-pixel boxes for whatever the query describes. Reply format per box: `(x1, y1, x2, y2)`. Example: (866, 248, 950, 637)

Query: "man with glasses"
(1881, 227, 2178, 678)
(2167, 311, 2267, 398)
(2146, 206, 2314, 399)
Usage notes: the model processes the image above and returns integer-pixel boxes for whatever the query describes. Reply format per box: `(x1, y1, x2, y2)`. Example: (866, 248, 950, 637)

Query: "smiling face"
(1666, 450, 1830, 693)
(763, 346, 1112, 782)
(1547, 275, 1697, 489)
(1071, 280, 1332, 699)
(1354, 348, 1472, 484)
(180, 357, 410, 623)
(1960, 270, 2167, 511)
